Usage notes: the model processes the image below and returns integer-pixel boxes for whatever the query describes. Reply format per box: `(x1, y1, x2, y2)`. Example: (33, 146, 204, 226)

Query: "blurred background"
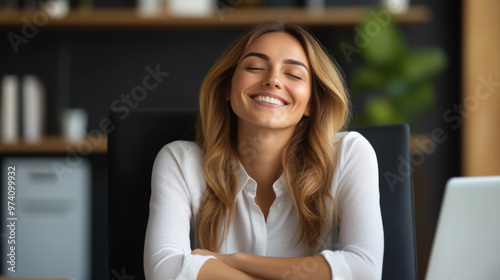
(0, 0, 498, 279)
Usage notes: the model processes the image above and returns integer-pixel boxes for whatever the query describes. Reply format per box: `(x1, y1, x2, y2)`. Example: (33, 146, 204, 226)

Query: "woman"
(144, 21, 383, 280)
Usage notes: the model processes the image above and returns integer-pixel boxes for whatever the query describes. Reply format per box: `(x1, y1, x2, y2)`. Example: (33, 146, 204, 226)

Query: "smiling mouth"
(252, 95, 287, 106)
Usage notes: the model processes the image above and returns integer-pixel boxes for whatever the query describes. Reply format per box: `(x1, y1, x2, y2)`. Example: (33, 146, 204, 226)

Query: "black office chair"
(108, 109, 417, 280)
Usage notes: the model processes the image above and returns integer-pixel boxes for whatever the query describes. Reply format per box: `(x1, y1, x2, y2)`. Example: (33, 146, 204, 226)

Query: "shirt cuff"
(177, 254, 216, 280)
(320, 250, 353, 280)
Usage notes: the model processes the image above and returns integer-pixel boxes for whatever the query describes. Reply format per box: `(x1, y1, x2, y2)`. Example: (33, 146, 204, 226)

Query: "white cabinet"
(1, 157, 90, 280)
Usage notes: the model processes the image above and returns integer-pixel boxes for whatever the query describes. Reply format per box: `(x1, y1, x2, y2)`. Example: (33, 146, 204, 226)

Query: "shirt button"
(277, 203, 281, 208)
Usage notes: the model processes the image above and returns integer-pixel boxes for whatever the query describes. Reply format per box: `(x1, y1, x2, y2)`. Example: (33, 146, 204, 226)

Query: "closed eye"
(286, 73, 302, 80)
(246, 67, 264, 71)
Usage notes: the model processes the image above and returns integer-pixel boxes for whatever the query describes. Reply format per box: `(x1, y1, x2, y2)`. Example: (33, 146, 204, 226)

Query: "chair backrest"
(108, 109, 417, 280)
(350, 125, 417, 280)
(108, 109, 198, 278)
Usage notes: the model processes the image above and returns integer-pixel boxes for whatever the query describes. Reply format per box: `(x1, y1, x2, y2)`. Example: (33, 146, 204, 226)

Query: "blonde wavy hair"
(196, 21, 350, 252)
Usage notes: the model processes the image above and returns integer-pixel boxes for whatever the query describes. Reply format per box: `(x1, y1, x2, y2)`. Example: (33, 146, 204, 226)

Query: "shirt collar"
(235, 159, 288, 198)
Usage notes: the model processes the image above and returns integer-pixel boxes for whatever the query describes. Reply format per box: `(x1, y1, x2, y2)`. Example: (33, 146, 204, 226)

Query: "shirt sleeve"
(320, 132, 384, 280)
(144, 142, 215, 280)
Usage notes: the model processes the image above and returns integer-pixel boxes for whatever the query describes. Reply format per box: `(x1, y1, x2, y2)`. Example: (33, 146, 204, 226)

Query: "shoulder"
(159, 140, 202, 157)
(331, 131, 379, 202)
(152, 140, 205, 194)
(334, 131, 376, 159)
(154, 140, 203, 171)
(158, 140, 201, 154)
(333, 131, 378, 182)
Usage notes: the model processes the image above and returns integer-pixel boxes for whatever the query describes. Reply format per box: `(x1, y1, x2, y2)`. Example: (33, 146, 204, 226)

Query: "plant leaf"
(400, 48, 447, 81)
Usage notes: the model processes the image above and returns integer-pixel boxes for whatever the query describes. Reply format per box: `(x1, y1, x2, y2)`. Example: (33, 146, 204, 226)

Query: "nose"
(261, 69, 283, 89)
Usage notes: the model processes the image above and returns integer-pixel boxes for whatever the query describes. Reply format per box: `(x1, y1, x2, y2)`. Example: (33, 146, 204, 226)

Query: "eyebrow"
(242, 52, 309, 72)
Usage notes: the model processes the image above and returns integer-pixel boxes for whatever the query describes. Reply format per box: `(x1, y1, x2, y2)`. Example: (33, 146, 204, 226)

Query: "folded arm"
(194, 249, 331, 280)
(197, 258, 261, 280)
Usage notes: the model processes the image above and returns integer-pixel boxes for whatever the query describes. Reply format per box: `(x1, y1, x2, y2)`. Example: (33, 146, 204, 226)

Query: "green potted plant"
(350, 11, 447, 129)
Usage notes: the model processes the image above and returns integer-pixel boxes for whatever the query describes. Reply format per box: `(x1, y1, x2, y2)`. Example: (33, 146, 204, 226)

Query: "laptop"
(425, 176, 500, 280)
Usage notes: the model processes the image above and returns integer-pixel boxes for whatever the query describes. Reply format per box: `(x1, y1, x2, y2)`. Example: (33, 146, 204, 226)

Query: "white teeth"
(254, 95, 284, 106)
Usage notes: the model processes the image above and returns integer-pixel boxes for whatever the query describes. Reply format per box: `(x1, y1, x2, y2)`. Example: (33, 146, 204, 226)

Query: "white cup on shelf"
(168, 0, 212, 17)
(41, 0, 70, 18)
(380, 0, 410, 14)
(61, 108, 88, 142)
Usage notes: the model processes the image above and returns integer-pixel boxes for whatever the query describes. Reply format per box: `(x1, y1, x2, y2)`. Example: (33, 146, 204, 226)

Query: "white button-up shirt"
(144, 131, 384, 280)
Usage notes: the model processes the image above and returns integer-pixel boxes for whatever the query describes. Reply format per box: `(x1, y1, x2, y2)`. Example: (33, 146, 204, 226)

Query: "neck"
(236, 121, 294, 187)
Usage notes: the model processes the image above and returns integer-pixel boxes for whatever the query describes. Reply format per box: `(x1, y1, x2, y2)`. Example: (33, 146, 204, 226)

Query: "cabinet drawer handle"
(29, 171, 58, 182)
(20, 199, 71, 214)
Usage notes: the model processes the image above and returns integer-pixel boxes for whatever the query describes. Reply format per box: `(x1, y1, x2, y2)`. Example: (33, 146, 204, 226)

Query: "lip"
(249, 92, 289, 106)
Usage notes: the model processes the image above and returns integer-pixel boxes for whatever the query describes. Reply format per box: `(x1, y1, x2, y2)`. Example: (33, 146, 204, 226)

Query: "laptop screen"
(425, 176, 500, 280)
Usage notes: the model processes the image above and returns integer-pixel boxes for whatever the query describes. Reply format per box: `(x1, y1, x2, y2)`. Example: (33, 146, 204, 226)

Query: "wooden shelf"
(0, 135, 107, 154)
(0, 6, 431, 29)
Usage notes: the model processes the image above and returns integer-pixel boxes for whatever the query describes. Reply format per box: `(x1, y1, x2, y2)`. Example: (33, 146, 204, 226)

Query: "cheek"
(230, 72, 242, 99)
(230, 71, 250, 101)
(293, 84, 312, 105)
(231, 72, 243, 96)
(233, 69, 261, 90)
